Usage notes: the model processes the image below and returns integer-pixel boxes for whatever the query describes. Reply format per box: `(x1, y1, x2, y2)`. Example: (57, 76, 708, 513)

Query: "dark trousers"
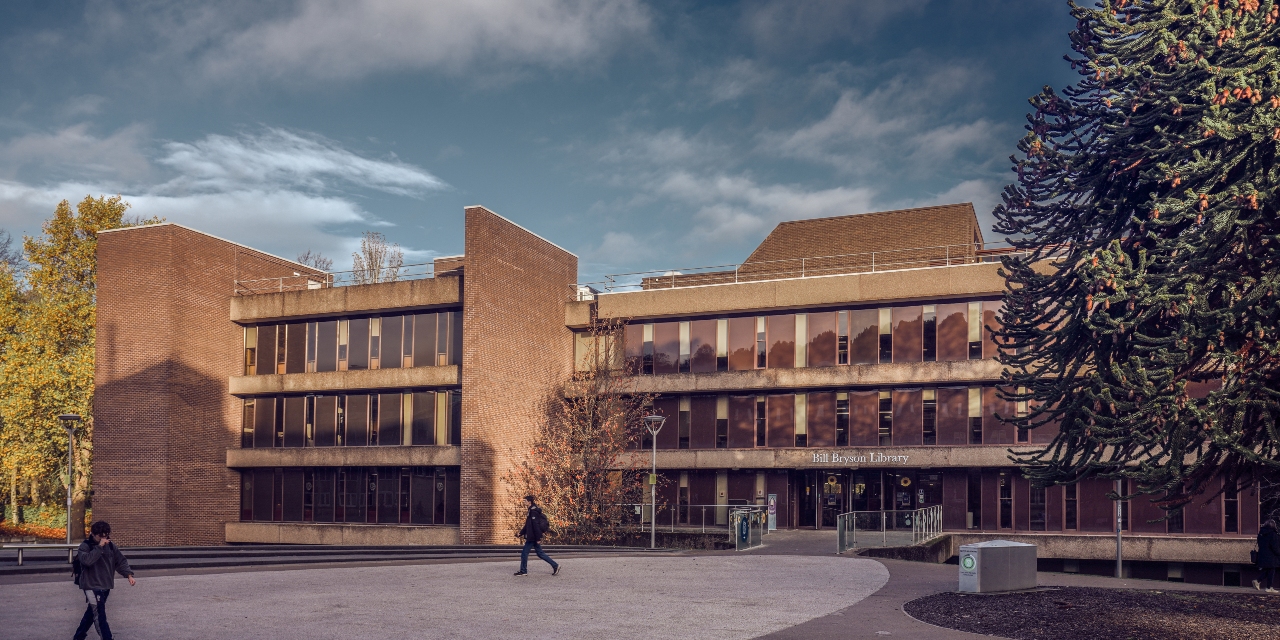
(74, 589, 111, 640)
(520, 540, 557, 573)
(1264, 568, 1276, 589)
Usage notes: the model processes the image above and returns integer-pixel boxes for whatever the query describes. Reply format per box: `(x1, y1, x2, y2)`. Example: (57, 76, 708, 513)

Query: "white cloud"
(199, 0, 651, 82)
(0, 126, 449, 270)
(60, 95, 107, 118)
(695, 58, 772, 104)
(156, 128, 447, 197)
(0, 123, 152, 182)
(761, 65, 1003, 176)
(597, 128, 726, 168)
(0, 179, 376, 269)
(657, 171, 876, 246)
(585, 230, 647, 265)
(744, 0, 930, 51)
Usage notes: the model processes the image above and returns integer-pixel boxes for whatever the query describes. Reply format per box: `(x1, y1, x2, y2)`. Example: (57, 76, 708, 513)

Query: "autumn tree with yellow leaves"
(0, 196, 157, 535)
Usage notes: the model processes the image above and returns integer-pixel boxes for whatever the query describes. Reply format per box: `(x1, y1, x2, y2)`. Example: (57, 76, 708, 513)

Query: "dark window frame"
(922, 391, 937, 445)
(877, 392, 892, 446)
(922, 305, 937, 362)
(998, 471, 1013, 529)
(755, 397, 766, 447)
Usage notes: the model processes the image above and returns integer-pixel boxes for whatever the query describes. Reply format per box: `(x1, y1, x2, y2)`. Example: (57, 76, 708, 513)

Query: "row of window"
(240, 390, 461, 448)
(967, 473, 1240, 534)
(605, 301, 1002, 375)
(239, 466, 461, 526)
(637, 387, 1032, 450)
(242, 310, 462, 376)
(653, 467, 1252, 535)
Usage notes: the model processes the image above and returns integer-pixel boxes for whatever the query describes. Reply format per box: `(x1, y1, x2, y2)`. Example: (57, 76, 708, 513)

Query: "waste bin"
(958, 540, 1037, 593)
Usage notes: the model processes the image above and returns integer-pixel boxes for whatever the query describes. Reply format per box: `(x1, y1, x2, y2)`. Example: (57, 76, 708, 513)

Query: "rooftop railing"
(234, 262, 437, 296)
(576, 242, 1028, 298)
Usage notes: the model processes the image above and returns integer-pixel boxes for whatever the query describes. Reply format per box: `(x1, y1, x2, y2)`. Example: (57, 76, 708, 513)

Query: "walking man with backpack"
(73, 521, 135, 640)
(514, 495, 559, 577)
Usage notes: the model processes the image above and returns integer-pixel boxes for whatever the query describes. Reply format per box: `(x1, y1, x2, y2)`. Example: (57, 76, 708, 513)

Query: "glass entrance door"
(820, 472, 846, 528)
(884, 470, 916, 529)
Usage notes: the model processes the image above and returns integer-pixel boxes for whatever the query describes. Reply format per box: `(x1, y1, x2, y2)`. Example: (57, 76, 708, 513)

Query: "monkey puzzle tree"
(996, 0, 1280, 509)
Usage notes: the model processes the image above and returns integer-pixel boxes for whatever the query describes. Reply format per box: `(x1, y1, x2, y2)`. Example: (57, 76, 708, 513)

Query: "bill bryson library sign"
(810, 451, 911, 465)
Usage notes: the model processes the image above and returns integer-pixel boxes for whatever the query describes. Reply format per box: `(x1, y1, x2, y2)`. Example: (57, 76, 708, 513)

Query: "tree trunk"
(10, 473, 21, 525)
(70, 495, 87, 540)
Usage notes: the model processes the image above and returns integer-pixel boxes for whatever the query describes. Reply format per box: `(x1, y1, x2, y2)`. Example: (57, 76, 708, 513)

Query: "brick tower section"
(459, 206, 576, 544)
(94, 224, 310, 545)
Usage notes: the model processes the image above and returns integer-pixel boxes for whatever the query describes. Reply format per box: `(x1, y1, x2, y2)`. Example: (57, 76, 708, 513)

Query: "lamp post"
(58, 414, 82, 545)
(1115, 478, 1123, 579)
(642, 415, 667, 550)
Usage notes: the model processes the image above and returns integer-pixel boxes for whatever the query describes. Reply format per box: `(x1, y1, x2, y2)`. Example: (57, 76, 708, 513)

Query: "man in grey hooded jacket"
(73, 521, 135, 640)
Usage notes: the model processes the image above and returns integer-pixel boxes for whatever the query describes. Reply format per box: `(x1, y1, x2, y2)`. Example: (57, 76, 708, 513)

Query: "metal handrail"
(618, 503, 764, 534)
(836, 505, 944, 553)
(730, 507, 767, 550)
(234, 261, 437, 296)
(577, 242, 1030, 296)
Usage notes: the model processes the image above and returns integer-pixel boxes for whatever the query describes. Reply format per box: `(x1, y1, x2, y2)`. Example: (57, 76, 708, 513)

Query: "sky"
(0, 1, 1079, 282)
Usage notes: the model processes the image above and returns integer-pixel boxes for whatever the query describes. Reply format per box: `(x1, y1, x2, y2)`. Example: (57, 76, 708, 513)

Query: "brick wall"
(459, 207, 577, 544)
(94, 224, 312, 545)
(94, 226, 173, 545)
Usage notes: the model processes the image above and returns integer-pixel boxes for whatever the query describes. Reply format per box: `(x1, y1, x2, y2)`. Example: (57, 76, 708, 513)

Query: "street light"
(1116, 478, 1123, 579)
(58, 414, 81, 545)
(642, 415, 667, 550)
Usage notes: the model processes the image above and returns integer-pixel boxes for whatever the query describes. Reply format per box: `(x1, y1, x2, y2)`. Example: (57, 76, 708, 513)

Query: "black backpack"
(534, 509, 551, 535)
(72, 545, 83, 586)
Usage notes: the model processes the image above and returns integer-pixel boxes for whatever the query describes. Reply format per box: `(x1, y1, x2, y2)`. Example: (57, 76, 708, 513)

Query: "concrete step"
(1, 544, 675, 576)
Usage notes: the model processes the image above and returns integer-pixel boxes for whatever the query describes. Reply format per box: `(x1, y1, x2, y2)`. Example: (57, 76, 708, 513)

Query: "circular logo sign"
(961, 555, 976, 570)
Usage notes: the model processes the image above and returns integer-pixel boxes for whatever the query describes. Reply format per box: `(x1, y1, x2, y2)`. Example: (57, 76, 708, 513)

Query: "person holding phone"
(73, 521, 136, 640)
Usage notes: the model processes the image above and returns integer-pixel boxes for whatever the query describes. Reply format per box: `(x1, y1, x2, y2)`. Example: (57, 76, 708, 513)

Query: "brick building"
(94, 203, 1268, 586)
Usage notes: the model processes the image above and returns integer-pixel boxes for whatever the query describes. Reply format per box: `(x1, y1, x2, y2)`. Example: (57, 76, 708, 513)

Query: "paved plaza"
(0, 553, 889, 639)
(3, 531, 1262, 639)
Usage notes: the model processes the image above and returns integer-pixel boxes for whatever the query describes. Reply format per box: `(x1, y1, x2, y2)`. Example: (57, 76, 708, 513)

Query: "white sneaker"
(1266, 587, 1278, 594)
(1254, 579, 1262, 590)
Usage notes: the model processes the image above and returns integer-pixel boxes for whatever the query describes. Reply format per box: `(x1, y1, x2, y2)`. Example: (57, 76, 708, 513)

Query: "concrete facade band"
(92, 203, 1268, 587)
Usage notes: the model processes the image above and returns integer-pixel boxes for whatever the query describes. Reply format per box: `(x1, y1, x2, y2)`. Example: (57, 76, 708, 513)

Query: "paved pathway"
(738, 530, 985, 638)
(750, 530, 1265, 638)
(2, 529, 1262, 639)
(0, 554, 889, 640)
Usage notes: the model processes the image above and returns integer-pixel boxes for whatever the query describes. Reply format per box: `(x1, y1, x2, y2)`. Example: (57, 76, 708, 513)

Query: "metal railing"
(234, 262, 437, 295)
(577, 243, 1028, 296)
(730, 507, 767, 550)
(620, 503, 767, 534)
(836, 505, 944, 553)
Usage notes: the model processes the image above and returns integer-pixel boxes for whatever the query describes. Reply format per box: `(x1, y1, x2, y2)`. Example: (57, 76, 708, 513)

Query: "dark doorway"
(796, 470, 816, 528)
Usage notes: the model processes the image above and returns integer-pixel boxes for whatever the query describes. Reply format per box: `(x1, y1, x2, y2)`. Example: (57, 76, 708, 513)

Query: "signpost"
(767, 494, 777, 531)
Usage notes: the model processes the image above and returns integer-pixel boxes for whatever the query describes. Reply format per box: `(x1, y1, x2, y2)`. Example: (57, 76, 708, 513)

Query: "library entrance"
(796, 469, 943, 530)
